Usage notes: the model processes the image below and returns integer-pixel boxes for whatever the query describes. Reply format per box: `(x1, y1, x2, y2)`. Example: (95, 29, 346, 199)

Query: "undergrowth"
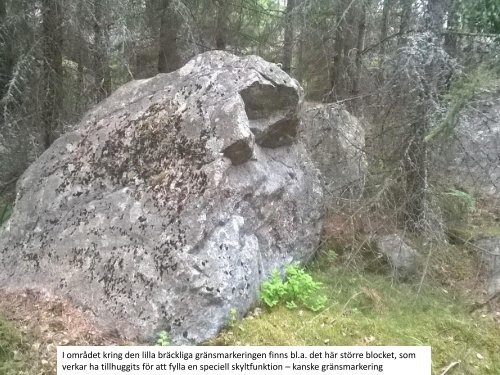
(260, 262, 327, 311)
(0, 315, 28, 375)
(211, 256, 500, 374)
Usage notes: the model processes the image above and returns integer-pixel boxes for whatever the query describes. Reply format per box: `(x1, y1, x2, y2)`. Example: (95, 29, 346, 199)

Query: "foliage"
(456, 0, 500, 34)
(227, 308, 238, 328)
(0, 203, 12, 224)
(426, 65, 500, 142)
(155, 330, 170, 346)
(260, 262, 327, 312)
(439, 188, 476, 233)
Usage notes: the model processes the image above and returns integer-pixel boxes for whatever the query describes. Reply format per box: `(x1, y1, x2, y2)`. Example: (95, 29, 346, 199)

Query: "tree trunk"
(403, 0, 445, 233)
(330, 0, 347, 100)
(93, 0, 111, 103)
(404, 104, 428, 233)
(214, 0, 229, 50)
(426, 0, 446, 37)
(41, 0, 63, 149)
(0, 0, 12, 100)
(352, 0, 367, 97)
(158, 0, 182, 73)
(282, 0, 295, 74)
(379, 0, 390, 59)
(444, 0, 458, 56)
(398, 0, 413, 46)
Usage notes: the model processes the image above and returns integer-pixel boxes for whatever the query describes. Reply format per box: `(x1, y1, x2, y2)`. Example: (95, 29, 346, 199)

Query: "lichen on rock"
(0, 51, 324, 344)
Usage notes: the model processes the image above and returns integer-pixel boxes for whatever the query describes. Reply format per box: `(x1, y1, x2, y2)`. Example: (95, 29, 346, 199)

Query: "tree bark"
(214, 0, 229, 50)
(403, 0, 446, 233)
(0, 0, 12, 100)
(41, 0, 63, 149)
(398, 0, 413, 46)
(426, 0, 446, 37)
(282, 0, 295, 74)
(379, 0, 390, 58)
(330, 0, 347, 100)
(352, 0, 367, 96)
(93, 0, 111, 103)
(158, 0, 182, 73)
(444, 0, 458, 56)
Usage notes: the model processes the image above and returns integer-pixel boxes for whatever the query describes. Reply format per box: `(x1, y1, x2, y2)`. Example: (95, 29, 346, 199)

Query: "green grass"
(0, 314, 28, 375)
(209, 266, 500, 374)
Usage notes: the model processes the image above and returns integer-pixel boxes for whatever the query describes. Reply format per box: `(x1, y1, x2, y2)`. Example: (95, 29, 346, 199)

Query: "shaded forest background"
(0, 0, 499, 235)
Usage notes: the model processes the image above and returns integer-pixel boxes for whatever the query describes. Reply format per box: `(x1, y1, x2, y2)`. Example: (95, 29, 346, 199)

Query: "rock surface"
(299, 103, 366, 200)
(0, 51, 324, 344)
(475, 237, 500, 295)
(436, 89, 500, 199)
(376, 234, 421, 280)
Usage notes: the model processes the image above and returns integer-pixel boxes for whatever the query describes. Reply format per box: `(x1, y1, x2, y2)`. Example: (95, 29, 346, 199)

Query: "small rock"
(376, 234, 422, 280)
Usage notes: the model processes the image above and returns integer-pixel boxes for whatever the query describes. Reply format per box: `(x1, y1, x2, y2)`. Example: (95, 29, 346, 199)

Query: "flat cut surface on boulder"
(0, 51, 324, 344)
(436, 89, 500, 199)
(299, 103, 366, 200)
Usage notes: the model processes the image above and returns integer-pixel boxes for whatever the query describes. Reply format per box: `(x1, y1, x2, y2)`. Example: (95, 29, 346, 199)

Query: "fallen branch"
(440, 361, 460, 375)
(443, 30, 500, 38)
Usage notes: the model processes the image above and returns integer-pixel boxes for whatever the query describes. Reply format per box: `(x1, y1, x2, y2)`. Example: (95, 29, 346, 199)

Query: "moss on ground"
(0, 314, 28, 374)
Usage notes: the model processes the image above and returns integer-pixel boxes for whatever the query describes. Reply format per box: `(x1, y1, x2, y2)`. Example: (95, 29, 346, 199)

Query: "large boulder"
(436, 89, 500, 199)
(0, 51, 324, 344)
(299, 103, 366, 201)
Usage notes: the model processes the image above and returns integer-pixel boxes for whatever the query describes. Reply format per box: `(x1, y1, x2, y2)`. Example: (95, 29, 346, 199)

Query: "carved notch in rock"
(222, 138, 254, 165)
(240, 81, 300, 148)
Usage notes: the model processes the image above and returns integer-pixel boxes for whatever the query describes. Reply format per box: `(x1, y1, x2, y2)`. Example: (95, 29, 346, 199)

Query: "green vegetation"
(439, 188, 476, 237)
(0, 202, 12, 225)
(155, 330, 170, 346)
(426, 65, 500, 142)
(260, 262, 327, 312)
(212, 263, 500, 374)
(0, 315, 27, 375)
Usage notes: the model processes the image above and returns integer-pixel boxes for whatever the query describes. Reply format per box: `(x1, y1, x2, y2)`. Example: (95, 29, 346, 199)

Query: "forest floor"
(0, 215, 499, 374)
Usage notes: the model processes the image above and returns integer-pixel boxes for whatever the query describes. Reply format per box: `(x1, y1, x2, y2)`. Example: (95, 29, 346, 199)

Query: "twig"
(440, 361, 460, 375)
(0, 177, 18, 194)
(0, 177, 18, 188)
(443, 30, 500, 38)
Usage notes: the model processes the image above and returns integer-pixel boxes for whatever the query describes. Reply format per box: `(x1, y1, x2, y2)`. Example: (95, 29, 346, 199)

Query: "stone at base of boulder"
(376, 234, 422, 281)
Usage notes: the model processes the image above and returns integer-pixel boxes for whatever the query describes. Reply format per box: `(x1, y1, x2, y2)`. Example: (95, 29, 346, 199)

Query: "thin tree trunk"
(426, 0, 445, 38)
(158, 0, 182, 73)
(282, 0, 295, 74)
(41, 0, 63, 149)
(330, 0, 346, 100)
(352, 0, 367, 96)
(93, 0, 111, 103)
(444, 0, 458, 56)
(398, 0, 413, 46)
(296, 29, 304, 83)
(0, 0, 12, 101)
(404, 110, 428, 233)
(379, 0, 390, 59)
(214, 0, 228, 50)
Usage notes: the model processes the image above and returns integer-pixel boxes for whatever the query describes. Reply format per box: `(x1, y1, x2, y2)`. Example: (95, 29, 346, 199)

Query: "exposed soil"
(0, 288, 135, 374)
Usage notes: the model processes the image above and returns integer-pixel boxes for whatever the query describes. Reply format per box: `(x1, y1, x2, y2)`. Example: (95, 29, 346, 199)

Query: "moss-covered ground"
(209, 263, 499, 374)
